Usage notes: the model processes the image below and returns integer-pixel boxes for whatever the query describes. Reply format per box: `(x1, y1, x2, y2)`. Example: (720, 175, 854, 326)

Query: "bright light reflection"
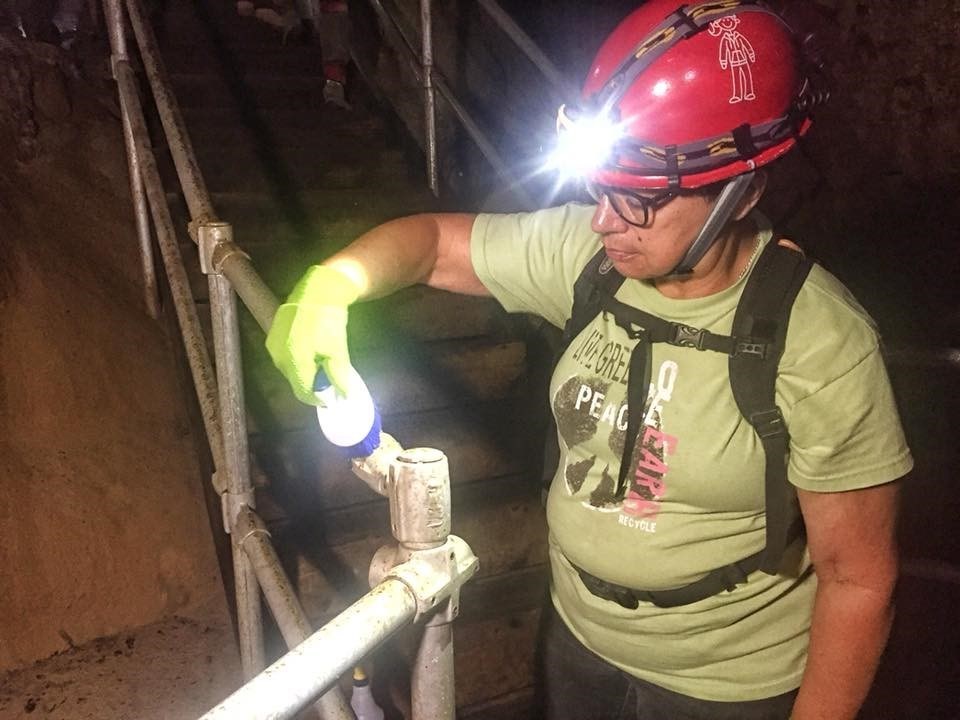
(652, 79, 671, 97)
(543, 110, 626, 181)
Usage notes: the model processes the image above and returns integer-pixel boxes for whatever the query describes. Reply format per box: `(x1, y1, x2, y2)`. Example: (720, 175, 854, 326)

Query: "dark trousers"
(534, 603, 799, 720)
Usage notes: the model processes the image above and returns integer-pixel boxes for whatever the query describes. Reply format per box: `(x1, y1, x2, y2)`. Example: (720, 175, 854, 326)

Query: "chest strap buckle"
(670, 323, 707, 350)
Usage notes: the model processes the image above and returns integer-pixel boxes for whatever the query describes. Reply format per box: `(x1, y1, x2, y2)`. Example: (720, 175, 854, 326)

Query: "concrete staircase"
(151, 2, 548, 717)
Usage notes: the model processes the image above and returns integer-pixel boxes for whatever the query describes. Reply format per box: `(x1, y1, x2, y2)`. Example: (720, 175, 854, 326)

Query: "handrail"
(104, 1, 482, 718)
(420, 0, 438, 194)
(123, 0, 280, 329)
(363, 0, 537, 207)
(360, 0, 584, 207)
(103, 0, 351, 715)
(200, 580, 419, 719)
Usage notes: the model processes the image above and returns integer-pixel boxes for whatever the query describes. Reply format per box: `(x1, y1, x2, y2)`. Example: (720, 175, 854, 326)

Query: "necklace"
(737, 235, 763, 281)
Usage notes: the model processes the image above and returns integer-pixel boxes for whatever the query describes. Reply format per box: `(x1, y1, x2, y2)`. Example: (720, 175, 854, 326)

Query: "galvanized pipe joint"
(362, 447, 479, 622)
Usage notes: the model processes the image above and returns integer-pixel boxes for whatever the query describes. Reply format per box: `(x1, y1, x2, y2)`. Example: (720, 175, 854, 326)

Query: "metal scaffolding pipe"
(412, 621, 455, 720)
(103, 0, 159, 318)
(123, 0, 283, 332)
(215, 249, 280, 333)
(199, 579, 418, 720)
(364, 0, 534, 207)
(110, 57, 226, 483)
(123, 0, 216, 224)
(235, 508, 354, 720)
(420, 0, 439, 195)
(236, 508, 312, 644)
(432, 74, 533, 204)
(210, 274, 265, 678)
(476, 0, 575, 100)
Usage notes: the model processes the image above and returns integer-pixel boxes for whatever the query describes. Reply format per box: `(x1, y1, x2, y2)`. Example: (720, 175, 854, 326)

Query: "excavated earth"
(0, 30, 241, 720)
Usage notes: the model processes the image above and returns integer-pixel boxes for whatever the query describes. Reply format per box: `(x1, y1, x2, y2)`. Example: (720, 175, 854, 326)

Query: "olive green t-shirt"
(470, 203, 913, 701)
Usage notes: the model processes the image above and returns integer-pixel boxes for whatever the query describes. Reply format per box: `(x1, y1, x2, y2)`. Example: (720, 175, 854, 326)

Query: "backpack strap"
(562, 247, 626, 348)
(542, 248, 626, 502)
(551, 242, 813, 605)
(729, 242, 813, 574)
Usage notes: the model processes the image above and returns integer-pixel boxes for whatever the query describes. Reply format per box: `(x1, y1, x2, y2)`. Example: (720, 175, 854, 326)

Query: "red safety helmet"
(559, 0, 822, 190)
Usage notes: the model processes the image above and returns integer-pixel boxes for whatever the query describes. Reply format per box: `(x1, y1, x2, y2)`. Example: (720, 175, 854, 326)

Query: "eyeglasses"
(585, 181, 677, 228)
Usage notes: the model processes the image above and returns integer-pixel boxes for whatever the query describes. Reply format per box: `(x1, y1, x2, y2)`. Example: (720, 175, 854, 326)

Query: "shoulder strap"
(729, 242, 813, 574)
(562, 247, 626, 349)
(542, 248, 625, 502)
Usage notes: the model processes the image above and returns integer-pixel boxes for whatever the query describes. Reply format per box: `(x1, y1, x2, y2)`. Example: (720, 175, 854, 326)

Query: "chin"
(608, 255, 657, 280)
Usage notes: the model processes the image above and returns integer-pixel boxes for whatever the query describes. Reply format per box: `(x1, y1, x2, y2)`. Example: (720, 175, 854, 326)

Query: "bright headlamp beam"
(546, 105, 627, 181)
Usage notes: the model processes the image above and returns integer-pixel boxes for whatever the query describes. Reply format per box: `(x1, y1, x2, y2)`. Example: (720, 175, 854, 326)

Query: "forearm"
(322, 213, 484, 300)
(790, 575, 895, 720)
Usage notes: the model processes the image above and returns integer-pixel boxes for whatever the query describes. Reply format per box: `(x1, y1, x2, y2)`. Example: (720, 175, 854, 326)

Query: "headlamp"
(546, 104, 626, 181)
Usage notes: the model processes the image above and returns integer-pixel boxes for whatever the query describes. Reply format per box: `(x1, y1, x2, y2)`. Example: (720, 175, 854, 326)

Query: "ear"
(732, 170, 768, 221)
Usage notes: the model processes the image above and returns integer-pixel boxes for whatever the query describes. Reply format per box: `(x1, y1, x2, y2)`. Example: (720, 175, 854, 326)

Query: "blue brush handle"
(313, 368, 382, 459)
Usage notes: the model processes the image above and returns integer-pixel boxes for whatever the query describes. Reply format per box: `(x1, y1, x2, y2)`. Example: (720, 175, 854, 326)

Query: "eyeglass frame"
(585, 181, 679, 228)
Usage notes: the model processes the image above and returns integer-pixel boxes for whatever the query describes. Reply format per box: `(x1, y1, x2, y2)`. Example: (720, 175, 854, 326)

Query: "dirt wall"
(0, 34, 227, 671)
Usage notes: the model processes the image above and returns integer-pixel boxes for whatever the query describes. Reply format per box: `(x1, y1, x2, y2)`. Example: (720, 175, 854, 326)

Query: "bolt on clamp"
(385, 535, 480, 622)
(197, 221, 249, 276)
(220, 486, 256, 533)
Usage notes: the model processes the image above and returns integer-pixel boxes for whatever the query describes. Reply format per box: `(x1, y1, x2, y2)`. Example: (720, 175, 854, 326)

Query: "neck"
(654, 217, 760, 299)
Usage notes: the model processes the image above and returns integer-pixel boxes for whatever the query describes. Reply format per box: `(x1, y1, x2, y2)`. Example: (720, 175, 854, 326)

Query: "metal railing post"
(391, 448, 456, 720)
(420, 0, 439, 196)
(362, 0, 535, 208)
(359, 446, 474, 720)
(206, 230, 265, 678)
(102, 0, 159, 318)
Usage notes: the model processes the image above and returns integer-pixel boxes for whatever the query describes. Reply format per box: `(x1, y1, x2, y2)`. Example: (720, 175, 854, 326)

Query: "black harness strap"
(562, 250, 625, 347)
(730, 243, 813, 573)
(554, 242, 813, 607)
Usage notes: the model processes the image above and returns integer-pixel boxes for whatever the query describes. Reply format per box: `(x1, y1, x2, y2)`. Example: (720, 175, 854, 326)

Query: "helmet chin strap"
(665, 171, 756, 276)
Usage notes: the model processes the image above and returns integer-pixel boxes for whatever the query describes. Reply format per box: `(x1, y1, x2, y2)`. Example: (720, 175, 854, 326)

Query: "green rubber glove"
(266, 264, 362, 405)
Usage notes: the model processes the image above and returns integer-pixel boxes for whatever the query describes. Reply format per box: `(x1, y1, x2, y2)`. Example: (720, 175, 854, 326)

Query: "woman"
(266, 2, 912, 717)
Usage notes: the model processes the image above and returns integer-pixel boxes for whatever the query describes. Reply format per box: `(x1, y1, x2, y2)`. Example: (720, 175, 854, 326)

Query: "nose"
(591, 194, 626, 234)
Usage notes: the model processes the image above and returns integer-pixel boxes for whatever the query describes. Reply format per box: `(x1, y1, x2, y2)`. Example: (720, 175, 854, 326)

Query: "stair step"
(159, 1, 293, 47)
(169, 188, 435, 226)
(182, 134, 395, 174)
(248, 400, 531, 512)
(262, 481, 549, 612)
(169, 71, 354, 111)
(157, 147, 413, 193)
(243, 337, 528, 433)
(261, 473, 542, 548)
(180, 106, 388, 134)
(191, 285, 507, 370)
(162, 43, 334, 76)
(176, 109, 388, 150)
(166, 187, 439, 304)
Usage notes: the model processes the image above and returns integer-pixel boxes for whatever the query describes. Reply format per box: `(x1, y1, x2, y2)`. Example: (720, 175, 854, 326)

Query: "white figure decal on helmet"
(710, 15, 757, 104)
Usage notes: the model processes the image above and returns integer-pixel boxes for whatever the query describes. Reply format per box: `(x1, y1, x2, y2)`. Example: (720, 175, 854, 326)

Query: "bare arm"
(322, 213, 490, 300)
(790, 481, 901, 720)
